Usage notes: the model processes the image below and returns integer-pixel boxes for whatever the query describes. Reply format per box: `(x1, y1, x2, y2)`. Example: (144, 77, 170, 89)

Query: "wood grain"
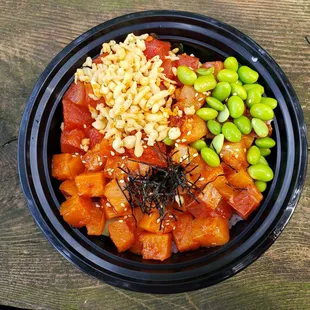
(0, 0, 309, 309)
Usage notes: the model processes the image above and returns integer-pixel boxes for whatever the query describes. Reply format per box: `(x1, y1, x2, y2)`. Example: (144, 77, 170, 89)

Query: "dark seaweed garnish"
(116, 147, 202, 229)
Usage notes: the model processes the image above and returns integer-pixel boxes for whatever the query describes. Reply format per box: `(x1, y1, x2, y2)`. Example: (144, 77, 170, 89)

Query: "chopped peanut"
(75, 33, 179, 157)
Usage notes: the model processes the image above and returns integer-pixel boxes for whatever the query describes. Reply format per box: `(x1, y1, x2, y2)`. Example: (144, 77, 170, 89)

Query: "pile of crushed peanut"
(75, 33, 182, 157)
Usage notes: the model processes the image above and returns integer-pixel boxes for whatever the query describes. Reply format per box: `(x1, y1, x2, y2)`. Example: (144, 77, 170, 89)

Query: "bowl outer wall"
(18, 10, 308, 293)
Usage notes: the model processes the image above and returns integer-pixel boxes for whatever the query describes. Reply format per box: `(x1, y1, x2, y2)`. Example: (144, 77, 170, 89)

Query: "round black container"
(18, 11, 307, 293)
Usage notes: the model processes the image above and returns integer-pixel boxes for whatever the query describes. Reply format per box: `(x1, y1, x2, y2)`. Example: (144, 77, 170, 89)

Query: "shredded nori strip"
(116, 146, 202, 230)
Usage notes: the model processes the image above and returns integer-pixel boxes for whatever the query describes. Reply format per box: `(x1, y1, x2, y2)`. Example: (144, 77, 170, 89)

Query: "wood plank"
(0, 0, 309, 309)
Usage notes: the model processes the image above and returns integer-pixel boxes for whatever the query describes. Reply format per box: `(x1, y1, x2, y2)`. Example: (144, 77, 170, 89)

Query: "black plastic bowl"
(18, 11, 307, 293)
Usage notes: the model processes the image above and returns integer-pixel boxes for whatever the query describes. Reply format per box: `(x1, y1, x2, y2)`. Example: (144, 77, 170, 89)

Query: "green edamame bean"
(217, 104, 230, 123)
(247, 145, 261, 165)
(210, 134, 224, 154)
(238, 66, 259, 84)
(250, 103, 274, 121)
(243, 83, 265, 95)
(255, 137, 276, 148)
(222, 122, 242, 142)
(196, 67, 214, 76)
(163, 137, 175, 146)
(251, 118, 269, 137)
(233, 116, 252, 135)
(194, 75, 217, 92)
(260, 97, 278, 109)
(207, 120, 222, 135)
(201, 147, 220, 167)
(217, 69, 239, 83)
(259, 148, 271, 156)
(177, 66, 197, 85)
(212, 82, 231, 101)
(255, 180, 267, 192)
(196, 107, 218, 121)
(227, 96, 245, 118)
(190, 139, 207, 151)
(206, 97, 225, 111)
(235, 80, 243, 85)
(231, 83, 247, 100)
(224, 56, 239, 72)
(246, 88, 262, 108)
(248, 163, 273, 182)
(258, 156, 269, 166)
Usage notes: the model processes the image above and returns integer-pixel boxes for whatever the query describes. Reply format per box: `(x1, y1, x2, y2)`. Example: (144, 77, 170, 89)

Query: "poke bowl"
(18, 10, 307, 293)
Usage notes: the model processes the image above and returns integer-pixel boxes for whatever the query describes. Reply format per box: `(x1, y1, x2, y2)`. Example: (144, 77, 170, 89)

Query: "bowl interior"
(46, 36, 279, 265)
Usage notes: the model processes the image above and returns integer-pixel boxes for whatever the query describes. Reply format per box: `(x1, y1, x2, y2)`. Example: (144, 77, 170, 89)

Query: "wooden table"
(1, 1, 309, 309)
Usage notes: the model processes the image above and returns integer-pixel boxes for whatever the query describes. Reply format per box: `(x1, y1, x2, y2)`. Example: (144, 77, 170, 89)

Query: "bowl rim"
(18, 10, 308, 293)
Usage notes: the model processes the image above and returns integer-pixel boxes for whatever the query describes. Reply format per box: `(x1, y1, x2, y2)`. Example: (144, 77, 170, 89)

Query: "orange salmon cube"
(129, 227, 145, 255)
(59, 195, 92, 228)
(172, 213, 200, 252)
(75, 171, 106, 197)
(192, 217, 230, 247)
(228, 185, 263, 219)
(139, 211, 175, 234)
(52, 153, 84, 181)
(103, 156, 138, 179)
(141, 233, 172, 261)
(59, 179, 78, 199)
(109, 220, 135, 252)
(226, 169, 254, 188)
(103, 179, 130, 214)
(220, 141, 248, 171)
(180, 115, 208, 144)
(86, 205, 105, 235)
(82, 145, 107, 172)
